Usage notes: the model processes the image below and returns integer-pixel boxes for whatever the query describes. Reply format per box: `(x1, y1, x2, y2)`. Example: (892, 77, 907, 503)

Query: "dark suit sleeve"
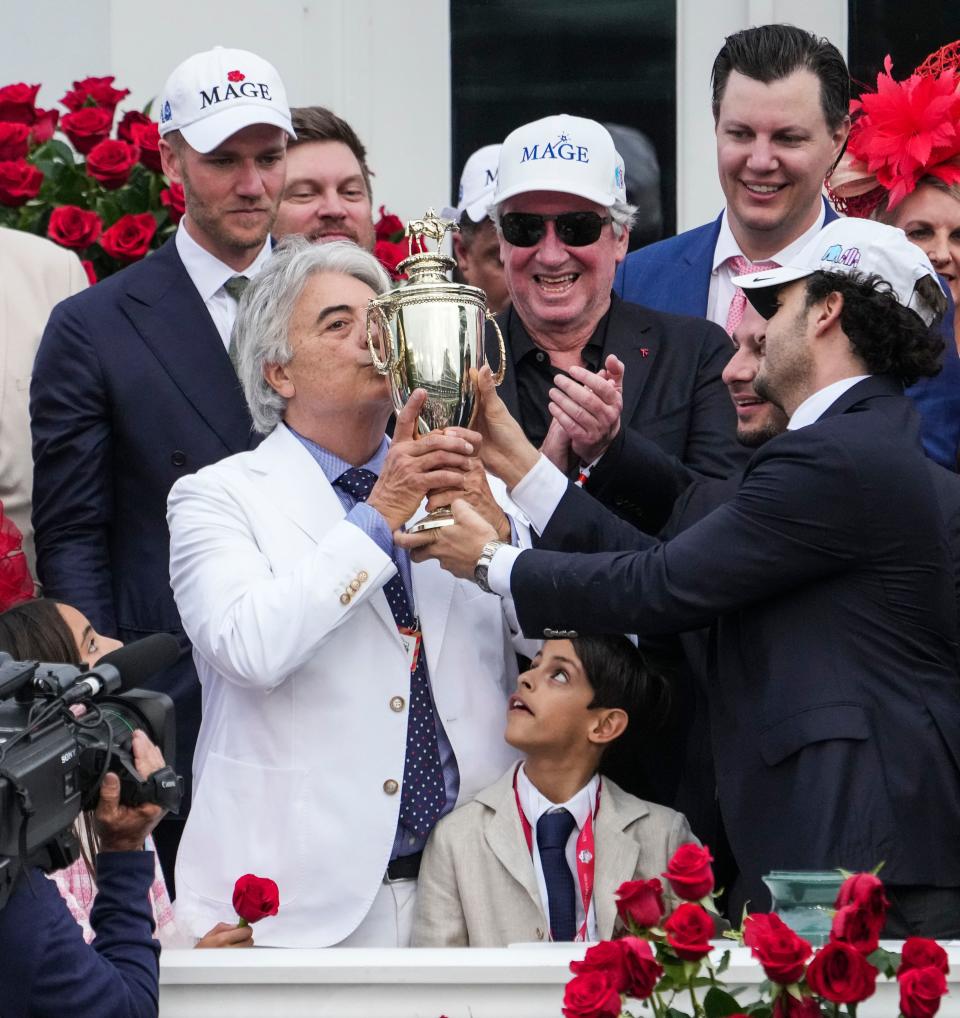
(31, 297, 117, 632)
(0, 855, 159, 1018)
(537, 479, 661, 554)
(512, 430, 859, 637)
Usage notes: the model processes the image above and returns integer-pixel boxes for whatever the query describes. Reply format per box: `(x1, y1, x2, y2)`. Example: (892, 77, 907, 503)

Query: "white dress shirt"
(706, 205, 825, 328)
(175, 219, 273, 349)
(515, 763, 599, 941)
(788, 375, 870, 430)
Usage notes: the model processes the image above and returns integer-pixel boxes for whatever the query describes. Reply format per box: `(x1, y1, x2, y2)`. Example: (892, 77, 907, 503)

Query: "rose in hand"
(233, 873, 280, 926)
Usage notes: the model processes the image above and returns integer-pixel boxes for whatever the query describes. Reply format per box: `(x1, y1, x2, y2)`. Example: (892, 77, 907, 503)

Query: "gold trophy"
(366, 208, 506, 532)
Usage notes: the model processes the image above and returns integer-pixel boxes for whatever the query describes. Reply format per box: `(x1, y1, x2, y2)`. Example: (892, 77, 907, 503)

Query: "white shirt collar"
(516, 763, 598, 833)
(175, 217, 273, 302)
(788, 375, 871, 430)
(712, 203, 827, 273)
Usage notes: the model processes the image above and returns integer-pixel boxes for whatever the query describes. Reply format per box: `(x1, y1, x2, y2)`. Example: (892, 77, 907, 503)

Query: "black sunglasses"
(500, 211, 613, 248)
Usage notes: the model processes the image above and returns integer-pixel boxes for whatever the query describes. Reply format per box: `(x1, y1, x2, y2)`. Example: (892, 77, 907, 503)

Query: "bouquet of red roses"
(563, 846, 950, 1018)
(0, 76, 183, 281)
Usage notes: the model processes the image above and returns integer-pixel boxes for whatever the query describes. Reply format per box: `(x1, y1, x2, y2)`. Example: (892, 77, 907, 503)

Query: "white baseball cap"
(493, 114, 627, 208)
(444, 143, 501, 223)
(158, 46, 295, 154)
(733, 218, 946, 326)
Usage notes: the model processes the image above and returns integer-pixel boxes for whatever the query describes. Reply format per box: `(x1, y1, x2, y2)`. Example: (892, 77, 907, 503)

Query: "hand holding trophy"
(366, 208, 506, 532)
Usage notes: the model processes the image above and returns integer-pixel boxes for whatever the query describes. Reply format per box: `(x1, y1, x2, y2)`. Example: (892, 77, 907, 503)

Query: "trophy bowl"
(366, 209, 506, 532)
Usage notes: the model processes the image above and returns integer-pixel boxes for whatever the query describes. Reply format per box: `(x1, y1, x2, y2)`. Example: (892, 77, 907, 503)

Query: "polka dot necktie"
(537, 808, 577, 941)
(334, 467, 446, 837)
(224, 275, 250, 371)
(725, 256, 778, 337)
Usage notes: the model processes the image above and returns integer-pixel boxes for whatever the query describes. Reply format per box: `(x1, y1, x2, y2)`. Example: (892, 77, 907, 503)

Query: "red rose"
(81, 260, 97, 286)
(30, 108, 58, 146)
(47, 205, 103, 250)
(899, 965, 949, 1018)
(663, 843, 715, 901)
(61, 107, 113, 155)
(0, 510, 34, 611)
(805, 942, 877, 1005)
(663, 902, 714, 961)
(619, 937, 663, 1000)
(773, 993, 822, 1018)
(99, 213, 157, 263)
(571, 941, 630, 990)
(0, 83, 40, 124)
(0, 123, 30, 160)
(899, 938, 950, 976)
(375, 204, 405, 242)
(85, 139, 140, 190)
(160, 182, 186, 225)
(232, 873, 280, 924)
(117, 110, 153, 143)
(742, 912, 812, 984)
(374, 238, 409, 279)
(60, 75, 130, 114)
(835, 873, 889, 921)
(830, 903, 882, 955)
(129, 121, 162, 173)
(562, 970, 622, 1018)
(0, 160, 43, 206)
(227, 70, 246, 83)
(615, 878, 665, 930)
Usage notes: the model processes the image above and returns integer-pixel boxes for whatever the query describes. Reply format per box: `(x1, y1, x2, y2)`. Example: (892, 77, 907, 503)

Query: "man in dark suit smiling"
(30, 45, 295, 887)
(401, 218, 960, 937)
(484, 114, 745, 528)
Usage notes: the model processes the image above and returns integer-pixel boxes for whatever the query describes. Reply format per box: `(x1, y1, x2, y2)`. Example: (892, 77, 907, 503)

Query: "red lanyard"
(513, 764, 600, 942)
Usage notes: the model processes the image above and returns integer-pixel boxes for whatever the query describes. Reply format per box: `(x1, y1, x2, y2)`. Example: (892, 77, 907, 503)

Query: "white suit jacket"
(0, 228, 87, 574)
(168, 424, 523, 946)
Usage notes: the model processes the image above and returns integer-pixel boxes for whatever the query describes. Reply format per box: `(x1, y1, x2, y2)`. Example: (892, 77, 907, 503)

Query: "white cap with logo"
(493, 114, 627, 209)
(733, 218, 945, 325)
(158, 46, 295, 154)
(443, 143, 502, 223)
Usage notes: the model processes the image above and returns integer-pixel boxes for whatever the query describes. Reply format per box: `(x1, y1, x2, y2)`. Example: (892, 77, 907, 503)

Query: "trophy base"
(408, 509, 457, 533)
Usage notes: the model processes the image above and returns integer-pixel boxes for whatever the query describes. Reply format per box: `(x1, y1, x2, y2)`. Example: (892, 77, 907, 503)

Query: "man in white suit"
(0, 228, 87, 576)
(168, 237, 522, 947)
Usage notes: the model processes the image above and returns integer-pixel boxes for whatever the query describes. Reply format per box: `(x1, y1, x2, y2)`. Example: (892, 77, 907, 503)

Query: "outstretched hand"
(395, 498, 498, 580)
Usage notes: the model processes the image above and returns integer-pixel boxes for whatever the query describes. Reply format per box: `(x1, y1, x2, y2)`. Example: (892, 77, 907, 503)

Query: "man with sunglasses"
(484, 115, 744, 534)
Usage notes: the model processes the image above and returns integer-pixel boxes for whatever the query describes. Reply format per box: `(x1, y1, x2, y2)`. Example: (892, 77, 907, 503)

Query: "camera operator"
(0, 728, 166, 1018)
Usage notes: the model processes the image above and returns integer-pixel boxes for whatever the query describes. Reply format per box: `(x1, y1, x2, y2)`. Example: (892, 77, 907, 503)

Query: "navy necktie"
(537, 808, 577, 941)
(334, 467, 446, 837)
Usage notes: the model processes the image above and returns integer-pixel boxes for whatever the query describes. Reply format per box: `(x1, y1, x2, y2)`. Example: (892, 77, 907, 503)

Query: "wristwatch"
(474, 540, 507, 593)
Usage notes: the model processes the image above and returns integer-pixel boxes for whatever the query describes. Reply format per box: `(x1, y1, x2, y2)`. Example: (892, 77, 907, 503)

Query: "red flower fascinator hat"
(828, 41, 960, 218)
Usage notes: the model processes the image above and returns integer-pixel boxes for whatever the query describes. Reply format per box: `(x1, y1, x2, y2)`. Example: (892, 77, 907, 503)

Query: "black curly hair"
(803, 270, 945, 386)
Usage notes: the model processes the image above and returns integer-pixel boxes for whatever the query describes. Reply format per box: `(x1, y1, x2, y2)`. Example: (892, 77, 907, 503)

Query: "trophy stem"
(408, 507, 457, 533)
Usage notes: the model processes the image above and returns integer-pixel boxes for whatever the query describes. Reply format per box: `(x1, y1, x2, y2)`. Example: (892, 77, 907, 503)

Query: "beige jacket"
(412, 766, 696, 947)
(0, 228, 87, 575)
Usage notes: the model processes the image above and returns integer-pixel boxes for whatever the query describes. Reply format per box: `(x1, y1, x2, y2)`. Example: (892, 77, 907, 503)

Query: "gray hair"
(489, 198, 638, 238)
(234, 237, 391, 434)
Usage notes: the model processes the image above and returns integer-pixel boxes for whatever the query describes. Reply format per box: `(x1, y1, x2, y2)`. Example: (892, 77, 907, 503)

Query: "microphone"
(91, 633, 181, 693)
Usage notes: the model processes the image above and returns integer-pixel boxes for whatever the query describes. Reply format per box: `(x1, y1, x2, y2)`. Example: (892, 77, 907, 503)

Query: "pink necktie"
(725, 256, 778, 336)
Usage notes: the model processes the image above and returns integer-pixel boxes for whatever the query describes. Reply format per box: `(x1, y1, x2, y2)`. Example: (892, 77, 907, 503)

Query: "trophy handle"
(366, 300, 397, 373)
(484, 310, 507, 385)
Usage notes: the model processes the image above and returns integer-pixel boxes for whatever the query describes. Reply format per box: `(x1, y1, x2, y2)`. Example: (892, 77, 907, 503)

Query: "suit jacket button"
(358, 570, 368, 582)
(171, 450, 187, 467)
(383, 779, 399, 795)
(389, 696, 405, 712)
(339, 592, 351, 605)
(349, 579, 361, 593)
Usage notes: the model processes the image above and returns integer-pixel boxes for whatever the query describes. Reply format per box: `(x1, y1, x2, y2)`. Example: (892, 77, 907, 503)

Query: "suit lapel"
(594, 781, 647, 939)
(675, 214, 722, 317)
(248, 427, 400, 641)
(477, 769, 545, 920)
(605, 298, 660, 428)
(120, 238, 254, 454)
(411, 554, 454, 681)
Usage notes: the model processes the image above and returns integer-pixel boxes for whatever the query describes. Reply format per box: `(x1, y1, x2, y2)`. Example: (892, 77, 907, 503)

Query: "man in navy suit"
(614, 22, 960, 469)
(482, 114, 745, 516)
(30, 46, 296, 887)
(401, 219, 960, 937)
